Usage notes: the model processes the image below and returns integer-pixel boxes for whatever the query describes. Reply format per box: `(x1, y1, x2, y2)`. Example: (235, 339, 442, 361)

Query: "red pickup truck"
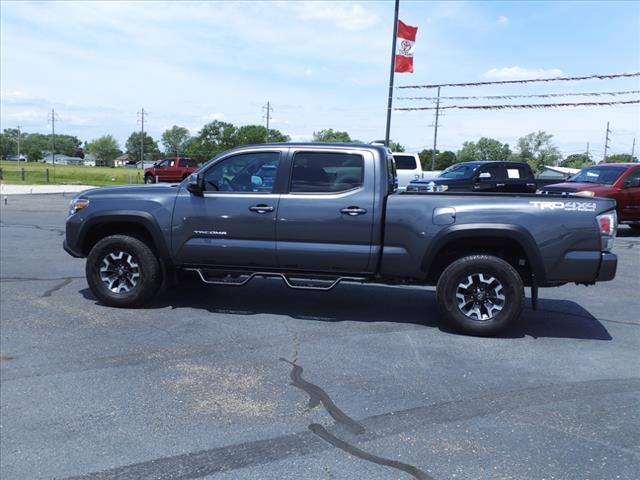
(539, 163, 640, 230)
(144, 157, 199, 184)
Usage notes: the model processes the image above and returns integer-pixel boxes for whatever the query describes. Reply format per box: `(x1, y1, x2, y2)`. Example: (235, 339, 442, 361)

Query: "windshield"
(569, 166, 626, 185)
(438, 163, 477, 179)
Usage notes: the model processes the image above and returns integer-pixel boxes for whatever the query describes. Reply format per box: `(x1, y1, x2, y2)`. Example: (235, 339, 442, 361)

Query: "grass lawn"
(0, 161, 146, 186)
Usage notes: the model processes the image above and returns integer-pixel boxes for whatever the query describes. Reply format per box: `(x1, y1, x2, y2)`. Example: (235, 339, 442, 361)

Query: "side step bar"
(185, 268, 366, 292)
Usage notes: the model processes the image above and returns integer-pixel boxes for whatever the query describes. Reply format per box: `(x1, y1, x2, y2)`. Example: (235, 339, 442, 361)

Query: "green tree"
(604, 153, 637, 163)
(86, 135, 121, 167)
(27, 147, 43, 163)
(185, 120, 238, 162)
(235, 124, 290, 145)
(125, 132, 160, 163)
(388, 141, 405, 152)
(515, 131, 561, 172)
(418, 149, 458, 170)
(458, 137, 511, 163)
(0, 130, 17, 159)
(561, 153, 593, 169)
(161, 125, 191, 156)
(313, 129, 352, 143)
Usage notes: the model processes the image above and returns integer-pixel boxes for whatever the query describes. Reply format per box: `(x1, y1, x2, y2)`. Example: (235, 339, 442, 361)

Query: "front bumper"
(63, 238, 83, 258)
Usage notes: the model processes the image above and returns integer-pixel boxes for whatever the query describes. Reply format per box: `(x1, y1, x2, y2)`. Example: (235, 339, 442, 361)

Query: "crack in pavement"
(41, 277, 74, 297)
(60, 378, 640, 480)
(0, 221, 65, 236)
(280, 358, 432, 479)
(309, 423, 434, 480)
(280, 358, 364, 434)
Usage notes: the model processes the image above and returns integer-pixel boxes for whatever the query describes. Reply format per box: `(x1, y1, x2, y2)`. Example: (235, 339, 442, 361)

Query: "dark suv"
(407, 161, 536, 193)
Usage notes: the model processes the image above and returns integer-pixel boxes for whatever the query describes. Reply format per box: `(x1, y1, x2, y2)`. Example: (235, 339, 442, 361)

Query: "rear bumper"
(596, 252, 617, 282)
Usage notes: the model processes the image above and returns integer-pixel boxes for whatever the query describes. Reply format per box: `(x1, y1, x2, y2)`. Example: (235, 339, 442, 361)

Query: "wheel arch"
(422, 224, 546, 286)
(78, 211, 171, 262)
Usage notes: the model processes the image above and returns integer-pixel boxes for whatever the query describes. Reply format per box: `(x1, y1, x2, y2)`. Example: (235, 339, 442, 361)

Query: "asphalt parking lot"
(1, 194, 639, 480)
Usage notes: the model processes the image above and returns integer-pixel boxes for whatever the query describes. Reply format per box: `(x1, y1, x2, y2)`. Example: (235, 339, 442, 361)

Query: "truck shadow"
(80, 277, 612, 341)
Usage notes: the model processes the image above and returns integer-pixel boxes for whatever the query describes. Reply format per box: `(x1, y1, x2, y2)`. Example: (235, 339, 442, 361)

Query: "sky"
(1, 0, 639, 159)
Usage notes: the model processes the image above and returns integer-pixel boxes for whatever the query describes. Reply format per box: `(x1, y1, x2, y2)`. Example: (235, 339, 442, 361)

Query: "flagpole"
(384, 0, 400, 147)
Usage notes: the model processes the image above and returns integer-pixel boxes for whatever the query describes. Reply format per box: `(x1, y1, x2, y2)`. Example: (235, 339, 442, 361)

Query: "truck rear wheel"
(86, 235, 162, 307)
(436, 254, 524, 336)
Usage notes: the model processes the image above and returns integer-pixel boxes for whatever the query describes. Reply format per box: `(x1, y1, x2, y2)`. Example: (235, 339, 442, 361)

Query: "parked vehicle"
(65, 143, 617, 336)
(538, 163, 640, 230)
(406, 161, 537, 194)
(392, 152, 423, 190)
(144, 157, 199, 183)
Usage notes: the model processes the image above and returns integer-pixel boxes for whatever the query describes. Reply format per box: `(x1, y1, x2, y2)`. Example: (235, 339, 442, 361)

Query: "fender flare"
(78, 210, 171, 261)
(421, 223, 546, 284)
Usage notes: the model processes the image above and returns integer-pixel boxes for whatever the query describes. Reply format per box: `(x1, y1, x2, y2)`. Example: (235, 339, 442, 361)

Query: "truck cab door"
(276, 148, 376, 273)
(474, 164, 504, 192)
(171, 149, 286, 267)
(619, 169, 640, 220)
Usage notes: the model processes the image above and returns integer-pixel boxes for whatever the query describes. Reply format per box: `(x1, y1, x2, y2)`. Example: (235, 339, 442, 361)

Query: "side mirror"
(478, 172, 491, 180)
(186, 173, 204, 196)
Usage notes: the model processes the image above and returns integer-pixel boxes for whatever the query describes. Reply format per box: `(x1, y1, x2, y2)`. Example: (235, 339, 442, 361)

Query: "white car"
(392, 152, 423, 190)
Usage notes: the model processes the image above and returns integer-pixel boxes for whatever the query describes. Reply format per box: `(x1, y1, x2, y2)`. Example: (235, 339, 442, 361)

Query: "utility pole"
(137, 108, 147, 168)
(262, 101, 273, 142)
(586, 142, 590, 161)
(48, 109, 58, 181)
(602, 121, 611, 163)
(16, 125, 21, 161)
(631, 137, 636, 160)
(430, 86, 441, 171)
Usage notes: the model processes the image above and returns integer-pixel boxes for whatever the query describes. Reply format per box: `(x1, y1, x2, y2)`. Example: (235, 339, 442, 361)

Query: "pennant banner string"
(397, 72, 640, 89)
(394, 99, 640, 111)
(397, 90, 640, 101)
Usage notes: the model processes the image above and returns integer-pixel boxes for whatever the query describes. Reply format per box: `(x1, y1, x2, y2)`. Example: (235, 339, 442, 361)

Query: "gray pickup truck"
(64, 143, 618, 335)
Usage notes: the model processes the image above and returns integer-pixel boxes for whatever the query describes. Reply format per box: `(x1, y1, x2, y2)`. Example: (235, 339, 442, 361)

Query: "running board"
(185, 268, 365, 291)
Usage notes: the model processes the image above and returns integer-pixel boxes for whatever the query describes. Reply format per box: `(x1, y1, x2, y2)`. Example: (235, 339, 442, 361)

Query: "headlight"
(574, 190, 596, 198)
(68, 198, 89, 216)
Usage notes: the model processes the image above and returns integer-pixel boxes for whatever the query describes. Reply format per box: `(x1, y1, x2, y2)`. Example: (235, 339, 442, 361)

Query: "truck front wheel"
(86, 235, 162, 307)
(436, 254, 524, 336)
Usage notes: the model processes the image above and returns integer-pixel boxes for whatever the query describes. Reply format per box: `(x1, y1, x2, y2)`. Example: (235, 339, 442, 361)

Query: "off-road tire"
(86, 235, 162, 307)
(436, 254, 524, 336)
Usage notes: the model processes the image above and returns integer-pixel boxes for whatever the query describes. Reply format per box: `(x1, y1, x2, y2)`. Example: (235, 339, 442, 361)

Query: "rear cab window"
(393, 154, 417, 170)
(290, 152, 364, 193)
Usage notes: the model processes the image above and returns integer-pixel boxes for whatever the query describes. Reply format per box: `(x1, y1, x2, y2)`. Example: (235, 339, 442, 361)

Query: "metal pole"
(51, 109, 56, 182)
(140, 108, 145, 167)
(431, 86, 441, 171)
(266, 101, 270, 142)
(384, 0, 400, 147)
(631, 137, 635, 159)
(16, 125, 21, 161)
(603, 121, 610, 163)
(586, 142, 590, 161)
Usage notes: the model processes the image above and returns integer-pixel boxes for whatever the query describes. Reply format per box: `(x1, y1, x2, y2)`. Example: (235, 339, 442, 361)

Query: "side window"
(625, 170, 640, 188)
(157, 159, 170, 168)
(168, 160, 176, 167)
(290, 152, 364, 193)
(479, 164, 506, 180)
(183, 159, 198, 168)
(393, 155, 417, 170)
(505, 165, 531, 180)
(203, 152, 280, 193)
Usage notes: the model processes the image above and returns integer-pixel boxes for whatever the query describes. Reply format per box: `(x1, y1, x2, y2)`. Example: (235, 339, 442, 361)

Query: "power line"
(398, 71, 640, 89)
(397, 90, 640, 101)
(395, 99, 640, 111)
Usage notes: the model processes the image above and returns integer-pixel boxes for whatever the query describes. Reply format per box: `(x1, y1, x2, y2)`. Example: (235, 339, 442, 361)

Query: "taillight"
(596, 211, 617, 251)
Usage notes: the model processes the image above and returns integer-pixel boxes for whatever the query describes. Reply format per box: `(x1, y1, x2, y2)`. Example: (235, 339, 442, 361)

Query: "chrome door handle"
(249, 204, 274, 214)
(340, 206, 367, 216)
(496, 183, 505, 187)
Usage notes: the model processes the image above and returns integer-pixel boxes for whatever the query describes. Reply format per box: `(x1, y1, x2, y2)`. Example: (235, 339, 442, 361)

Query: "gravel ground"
(1, 194, 638, 480)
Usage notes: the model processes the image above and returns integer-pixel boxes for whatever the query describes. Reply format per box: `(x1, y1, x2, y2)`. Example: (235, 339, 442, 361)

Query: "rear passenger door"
(276, 149, 376, 273)
(504, 164, 536, 192)
(474, 164, 505, 192)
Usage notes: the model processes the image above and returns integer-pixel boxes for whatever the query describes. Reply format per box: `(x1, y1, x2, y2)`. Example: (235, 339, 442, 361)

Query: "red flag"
(394, 20, 418, 73)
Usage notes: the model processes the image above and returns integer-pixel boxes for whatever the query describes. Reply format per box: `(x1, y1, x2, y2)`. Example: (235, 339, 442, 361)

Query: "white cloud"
(303, 68, 313, 77)
(290, 2, 379, 31)
(203, 113, 226, 121)
(497, 15, 509, 25)
(483, 66, 563, 80)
